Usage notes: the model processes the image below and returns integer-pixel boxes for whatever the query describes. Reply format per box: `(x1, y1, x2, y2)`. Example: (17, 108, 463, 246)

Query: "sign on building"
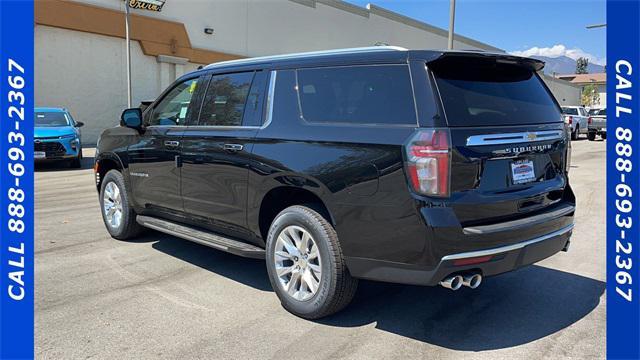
(127, 0, 165, 12)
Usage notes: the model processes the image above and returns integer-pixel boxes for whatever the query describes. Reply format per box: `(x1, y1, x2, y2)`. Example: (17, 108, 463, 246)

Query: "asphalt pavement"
(35, 139, 606, 359)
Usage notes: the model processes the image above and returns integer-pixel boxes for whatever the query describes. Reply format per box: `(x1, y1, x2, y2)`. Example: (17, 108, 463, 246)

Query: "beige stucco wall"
(81, 0, 500, 56)
(35, 25, 200, 143)
(541, 74, 582, 106)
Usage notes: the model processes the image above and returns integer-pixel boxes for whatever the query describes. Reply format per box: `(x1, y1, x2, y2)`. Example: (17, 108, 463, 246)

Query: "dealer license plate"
(34, 151, 46, 159)
(511, 160, 535, 184)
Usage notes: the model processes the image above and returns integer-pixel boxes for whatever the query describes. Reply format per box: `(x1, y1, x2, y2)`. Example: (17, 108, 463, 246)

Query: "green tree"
(576, 57, 589, 74)
(581, 83, 600, 106)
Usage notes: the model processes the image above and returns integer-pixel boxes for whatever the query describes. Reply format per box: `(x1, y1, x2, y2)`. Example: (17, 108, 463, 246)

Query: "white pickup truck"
(587, 107, 607, 141)
(562, 106, 589, 140)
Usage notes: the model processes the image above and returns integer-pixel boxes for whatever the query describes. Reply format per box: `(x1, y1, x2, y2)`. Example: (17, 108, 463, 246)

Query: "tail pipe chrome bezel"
(462, 273, 482, 289)
(439, 275, 463, 291)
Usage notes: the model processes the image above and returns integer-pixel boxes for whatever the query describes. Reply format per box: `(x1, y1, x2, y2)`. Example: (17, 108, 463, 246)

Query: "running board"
(136, 215, 265, 259)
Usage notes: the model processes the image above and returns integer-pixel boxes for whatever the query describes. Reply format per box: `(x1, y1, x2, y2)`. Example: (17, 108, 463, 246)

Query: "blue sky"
(348, 0, 606, 65)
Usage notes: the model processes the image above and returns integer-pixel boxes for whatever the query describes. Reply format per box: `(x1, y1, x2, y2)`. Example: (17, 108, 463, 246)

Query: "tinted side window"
(296, 65, 416, 125)
(150, 78, 199, 126)
(199, 72, 254, 126)
(243, 70, 268, 127)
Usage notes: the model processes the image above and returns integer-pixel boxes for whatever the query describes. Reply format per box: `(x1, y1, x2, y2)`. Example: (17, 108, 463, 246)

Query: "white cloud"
(510, 44, 605, 66)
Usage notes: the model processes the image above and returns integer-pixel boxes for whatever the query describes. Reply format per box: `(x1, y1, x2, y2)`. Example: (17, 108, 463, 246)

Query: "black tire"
(601, 132, 607, 140)
(571, 125, 579, 140)
(265, 205, 358, 319)
(587, 132, 596, 141)
(99, 170, 143, 240)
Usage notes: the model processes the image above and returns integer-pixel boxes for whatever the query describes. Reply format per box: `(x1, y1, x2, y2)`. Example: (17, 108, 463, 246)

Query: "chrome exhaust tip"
(439, 275, 463, 291)
(462, 273, 482, 289)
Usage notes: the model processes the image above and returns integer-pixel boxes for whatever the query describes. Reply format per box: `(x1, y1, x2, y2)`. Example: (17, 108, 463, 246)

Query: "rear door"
(427, 56, 571, 226)
(180, 70, 268, 240)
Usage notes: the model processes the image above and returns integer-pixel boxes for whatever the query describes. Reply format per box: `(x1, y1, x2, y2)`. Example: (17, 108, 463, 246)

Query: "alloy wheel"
(273, 225, 322, 301)
(103, 182, 123, 229)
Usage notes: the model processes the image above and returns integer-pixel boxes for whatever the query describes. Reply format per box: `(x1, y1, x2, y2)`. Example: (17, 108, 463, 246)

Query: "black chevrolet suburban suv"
(95, 47, 575, 319)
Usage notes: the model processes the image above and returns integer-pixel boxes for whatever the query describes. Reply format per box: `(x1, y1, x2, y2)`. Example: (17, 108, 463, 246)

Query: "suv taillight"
(405, 129, 451, 197)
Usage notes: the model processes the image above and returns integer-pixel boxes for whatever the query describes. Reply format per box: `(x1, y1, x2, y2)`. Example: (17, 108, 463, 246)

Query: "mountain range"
(531, 55, 605, 75)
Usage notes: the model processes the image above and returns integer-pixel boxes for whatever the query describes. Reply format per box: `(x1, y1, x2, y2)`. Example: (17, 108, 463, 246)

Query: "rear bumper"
(346, 223, 573, 286)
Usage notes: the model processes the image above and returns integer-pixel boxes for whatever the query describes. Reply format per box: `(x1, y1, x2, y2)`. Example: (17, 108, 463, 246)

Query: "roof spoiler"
(426, 51, 545, 72)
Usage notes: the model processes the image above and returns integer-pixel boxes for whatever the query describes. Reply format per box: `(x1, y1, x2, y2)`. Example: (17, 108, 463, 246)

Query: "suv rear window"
(430, 58, 561, 126)
(296, 65, 416, 125)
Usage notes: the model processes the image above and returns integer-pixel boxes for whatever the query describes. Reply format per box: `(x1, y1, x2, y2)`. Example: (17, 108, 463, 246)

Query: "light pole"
(448, 0, 456, 49)
(124, 0, 132, 108)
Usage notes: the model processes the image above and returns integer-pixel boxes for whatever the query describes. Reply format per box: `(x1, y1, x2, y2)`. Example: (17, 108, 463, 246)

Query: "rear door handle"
(223, 143, 243, 152)
(164, 140, 180, 148)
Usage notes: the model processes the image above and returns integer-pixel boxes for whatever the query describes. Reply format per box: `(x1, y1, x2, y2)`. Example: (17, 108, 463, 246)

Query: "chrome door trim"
(466, 130, 564, 146)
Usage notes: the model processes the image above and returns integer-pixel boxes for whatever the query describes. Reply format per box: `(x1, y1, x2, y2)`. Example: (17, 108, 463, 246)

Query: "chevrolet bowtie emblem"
(527, 133, 537, 141)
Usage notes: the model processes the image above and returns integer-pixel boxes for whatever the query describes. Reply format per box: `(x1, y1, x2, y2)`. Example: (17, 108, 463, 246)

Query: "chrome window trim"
(441, 223, 574, 261)
(183, 125, 261, 130)
(145, 71, 277, 131)
(263, 70, 277, 129)
(466, 130, 564, 146)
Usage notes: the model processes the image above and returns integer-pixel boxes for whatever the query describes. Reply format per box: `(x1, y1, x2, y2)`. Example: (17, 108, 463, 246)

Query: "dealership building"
(35, 0, 581, 143)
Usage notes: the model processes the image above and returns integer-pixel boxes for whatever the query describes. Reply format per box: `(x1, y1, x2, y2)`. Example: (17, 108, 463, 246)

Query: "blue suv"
(34, 107, 84, 168)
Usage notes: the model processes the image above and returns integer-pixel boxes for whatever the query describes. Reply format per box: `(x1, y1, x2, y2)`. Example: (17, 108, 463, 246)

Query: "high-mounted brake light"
(405, 129, 451, 197)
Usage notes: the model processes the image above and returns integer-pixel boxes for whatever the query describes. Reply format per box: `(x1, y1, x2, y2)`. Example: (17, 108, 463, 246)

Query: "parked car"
(95, 47, 575, 319)
(587, 107, 607, 140)
(561, 106, 589, 140)
(34, 107, 84, 168)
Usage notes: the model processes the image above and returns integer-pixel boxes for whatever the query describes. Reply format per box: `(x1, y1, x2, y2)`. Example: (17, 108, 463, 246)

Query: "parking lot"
(35, 139, 606, 359)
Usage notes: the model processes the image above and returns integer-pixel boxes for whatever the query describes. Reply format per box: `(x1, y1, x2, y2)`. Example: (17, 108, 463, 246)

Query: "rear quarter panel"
(247, 126, 429, 262)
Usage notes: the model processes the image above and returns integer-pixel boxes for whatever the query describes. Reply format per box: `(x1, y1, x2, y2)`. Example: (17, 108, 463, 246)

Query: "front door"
(128, 76, 203, 216)
(180, 70, 267, 240)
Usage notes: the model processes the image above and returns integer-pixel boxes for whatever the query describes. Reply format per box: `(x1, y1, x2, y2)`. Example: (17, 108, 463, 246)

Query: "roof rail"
(204, 46, 408, 69)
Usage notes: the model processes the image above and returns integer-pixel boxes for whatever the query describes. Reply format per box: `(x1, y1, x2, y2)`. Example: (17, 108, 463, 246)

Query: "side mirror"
(121, 108, 143, 130)
(75, 121, 84, 128)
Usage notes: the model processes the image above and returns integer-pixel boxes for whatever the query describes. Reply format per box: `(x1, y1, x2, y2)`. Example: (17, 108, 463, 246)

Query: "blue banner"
(607, 0, 640, 359)
(0, 1, 34, 359)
